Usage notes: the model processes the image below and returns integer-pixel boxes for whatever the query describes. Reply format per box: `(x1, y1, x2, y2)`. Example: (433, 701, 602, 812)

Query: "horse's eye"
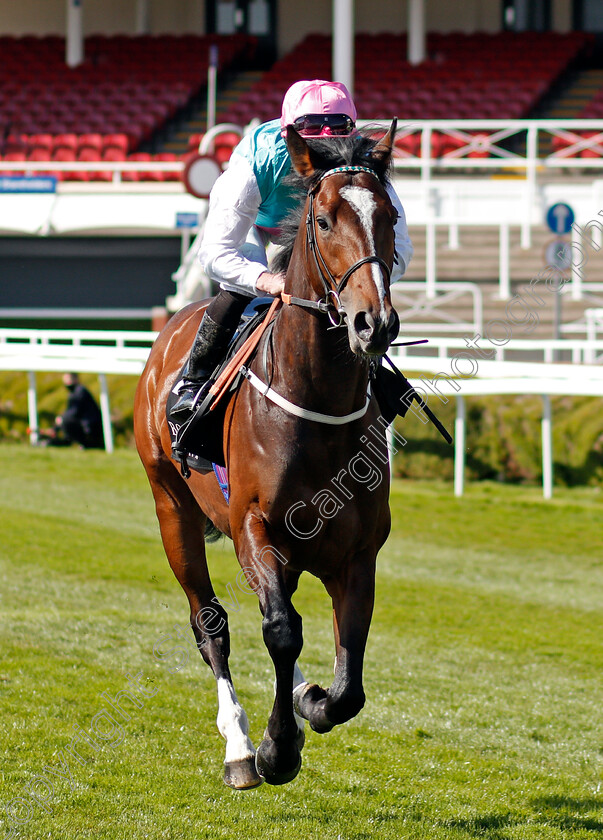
(317, 217, 329, 231)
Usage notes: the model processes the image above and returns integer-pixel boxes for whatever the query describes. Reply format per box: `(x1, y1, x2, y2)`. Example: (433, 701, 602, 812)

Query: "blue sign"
(546, 202, 575, 235)
(0, 176, 57, 194)
(175, 212, 200, 228)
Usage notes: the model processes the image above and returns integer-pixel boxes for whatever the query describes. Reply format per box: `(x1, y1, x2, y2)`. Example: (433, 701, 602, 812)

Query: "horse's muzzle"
(352, 308, 399, 356)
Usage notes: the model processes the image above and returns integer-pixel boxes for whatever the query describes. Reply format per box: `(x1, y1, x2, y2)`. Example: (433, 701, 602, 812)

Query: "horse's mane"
(271, 130, 392, 274)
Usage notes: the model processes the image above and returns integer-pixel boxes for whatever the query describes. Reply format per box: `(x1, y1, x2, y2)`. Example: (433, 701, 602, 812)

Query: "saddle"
(167, 298, 275, 476)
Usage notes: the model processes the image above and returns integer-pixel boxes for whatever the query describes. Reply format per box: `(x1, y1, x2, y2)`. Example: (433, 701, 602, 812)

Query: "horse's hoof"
(223, 757, 264, 790)
(292, 681, 310, 717)
(293, 682, 334, 733)
(255, 739, 302, 786)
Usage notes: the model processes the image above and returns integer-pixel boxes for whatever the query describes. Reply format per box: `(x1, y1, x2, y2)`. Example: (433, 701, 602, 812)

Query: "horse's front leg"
(236, 511, 304, 785)
(294, 553, 376, 733)
(143, 451, 261, 789)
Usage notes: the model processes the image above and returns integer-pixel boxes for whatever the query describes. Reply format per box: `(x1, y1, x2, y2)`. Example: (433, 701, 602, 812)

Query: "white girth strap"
(241, 367, 371, 425)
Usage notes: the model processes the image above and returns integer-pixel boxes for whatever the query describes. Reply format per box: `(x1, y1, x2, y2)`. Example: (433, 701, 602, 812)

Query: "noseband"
(305, 166, 392, 328)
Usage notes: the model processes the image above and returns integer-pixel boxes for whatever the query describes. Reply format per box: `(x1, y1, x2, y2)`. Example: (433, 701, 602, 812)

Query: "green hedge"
(392, 392, 603, 487)
(2, 372, 602, 487)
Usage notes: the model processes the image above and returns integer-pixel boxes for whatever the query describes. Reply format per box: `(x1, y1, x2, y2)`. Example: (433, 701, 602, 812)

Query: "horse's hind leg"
(294, 554, 375, 734)
(144, 454, 262, 789)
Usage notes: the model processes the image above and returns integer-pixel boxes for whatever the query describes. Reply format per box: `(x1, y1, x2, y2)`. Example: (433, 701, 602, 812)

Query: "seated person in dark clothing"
(50, 373, 104, 449)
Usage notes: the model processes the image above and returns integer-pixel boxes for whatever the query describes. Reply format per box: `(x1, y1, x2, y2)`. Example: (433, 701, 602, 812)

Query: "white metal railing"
(560, 287, 603, 343)
(391, 281, 482, 333)
(584, 308, 603, 363)
(3, 119, 603, 184)
(356, 119, 603, 177)
(390, 335, 603, 365)
(0, 160, 182, 183)
(0, 329, 156, 345)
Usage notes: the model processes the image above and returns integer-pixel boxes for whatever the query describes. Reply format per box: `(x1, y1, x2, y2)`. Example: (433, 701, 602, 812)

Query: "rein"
(243, 166, 386, 425)
(284, 165, 392, 328)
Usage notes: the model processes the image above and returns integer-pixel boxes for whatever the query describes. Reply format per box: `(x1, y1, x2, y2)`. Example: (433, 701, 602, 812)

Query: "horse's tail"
(204, 518, 224, 543)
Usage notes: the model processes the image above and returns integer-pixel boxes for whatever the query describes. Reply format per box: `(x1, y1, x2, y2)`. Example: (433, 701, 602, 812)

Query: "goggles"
(292, 113, 356, 137)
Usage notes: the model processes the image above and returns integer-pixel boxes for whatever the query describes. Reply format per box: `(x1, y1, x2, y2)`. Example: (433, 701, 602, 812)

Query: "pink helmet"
(280, 79, 357, 137)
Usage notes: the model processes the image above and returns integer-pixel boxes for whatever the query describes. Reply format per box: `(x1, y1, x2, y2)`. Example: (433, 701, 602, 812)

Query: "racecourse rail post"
(454, 394, 465, 497)
(541, 394, 553, 499)
(27, 371, 38, 446)
(98, 373, 114, 454)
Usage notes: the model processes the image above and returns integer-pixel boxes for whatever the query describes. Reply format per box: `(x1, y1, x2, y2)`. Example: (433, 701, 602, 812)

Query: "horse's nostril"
(388, 309, 400, 342)
(353, 310, 375, 340)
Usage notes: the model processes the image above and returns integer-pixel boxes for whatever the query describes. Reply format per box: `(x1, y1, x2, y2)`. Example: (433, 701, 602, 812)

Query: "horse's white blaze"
(216, 677, 255, 764)
(340, 185, 387, 319)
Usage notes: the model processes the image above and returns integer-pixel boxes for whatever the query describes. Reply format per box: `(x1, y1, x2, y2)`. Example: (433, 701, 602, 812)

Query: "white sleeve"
(386, 182, 413, 283)
(199, 154, 268, 294)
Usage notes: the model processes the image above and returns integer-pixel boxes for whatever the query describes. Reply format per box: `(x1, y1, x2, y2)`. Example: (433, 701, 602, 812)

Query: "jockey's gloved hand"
(256, 271, 286, 296)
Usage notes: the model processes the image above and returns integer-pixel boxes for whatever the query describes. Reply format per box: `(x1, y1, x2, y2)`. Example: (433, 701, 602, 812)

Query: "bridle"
(282, 165, 393, 329)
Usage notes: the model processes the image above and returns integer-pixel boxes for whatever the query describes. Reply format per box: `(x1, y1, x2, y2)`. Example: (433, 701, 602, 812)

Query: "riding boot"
(171, 289, 251, 416)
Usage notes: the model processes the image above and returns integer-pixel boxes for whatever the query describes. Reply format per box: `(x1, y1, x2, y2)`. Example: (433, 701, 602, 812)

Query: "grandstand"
(0, 28, 602, 172)
(0, 30, 596, 171)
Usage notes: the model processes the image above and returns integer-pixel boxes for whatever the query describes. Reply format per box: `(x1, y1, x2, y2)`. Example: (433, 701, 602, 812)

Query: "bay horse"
(134, 121, 400, 789)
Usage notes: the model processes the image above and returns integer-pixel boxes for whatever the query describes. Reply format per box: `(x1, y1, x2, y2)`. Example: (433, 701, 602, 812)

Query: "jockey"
(171, 79, 414, 417)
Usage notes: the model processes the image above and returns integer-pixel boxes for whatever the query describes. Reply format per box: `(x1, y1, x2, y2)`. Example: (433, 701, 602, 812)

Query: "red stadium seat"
(78, 133, 103, 155)
(3, 133, 28, 154)
(154, 152, 181, 182)
(188, 133, 203, 151)
(0, 151, 26, 176)
(27, 148, 51, 161)
(53, 133, 78, 154)
(52, 147, 76, 161)
(102, 147, 126, 162)
(102, 133, 129, 155)
(28, 133, 53, 153)
(77, 147, 102, 162)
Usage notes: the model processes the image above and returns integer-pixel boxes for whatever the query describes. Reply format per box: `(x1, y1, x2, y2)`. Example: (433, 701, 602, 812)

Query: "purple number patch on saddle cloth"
(212, 463, 229, 502)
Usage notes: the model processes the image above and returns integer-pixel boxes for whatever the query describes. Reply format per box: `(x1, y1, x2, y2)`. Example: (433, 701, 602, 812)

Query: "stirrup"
(171, 377, 211, 417)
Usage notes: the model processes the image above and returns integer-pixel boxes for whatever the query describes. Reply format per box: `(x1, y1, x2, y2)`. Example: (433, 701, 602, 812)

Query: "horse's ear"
(286, 125, 316, 178)
(370, 118, 397, 167)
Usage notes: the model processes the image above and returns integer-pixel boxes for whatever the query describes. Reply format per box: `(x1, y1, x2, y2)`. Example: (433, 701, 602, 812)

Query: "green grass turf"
(0, 443, 602, 839)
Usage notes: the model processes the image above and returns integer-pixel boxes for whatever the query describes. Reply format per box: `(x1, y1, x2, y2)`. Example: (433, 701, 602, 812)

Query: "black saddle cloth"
(167, 297, 273, 473)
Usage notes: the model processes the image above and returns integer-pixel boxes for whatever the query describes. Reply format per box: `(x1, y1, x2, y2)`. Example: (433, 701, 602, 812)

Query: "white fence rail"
(391, 335, 603, 364)
(388, 354, 603, 499)
(2, 329, 603, 498)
